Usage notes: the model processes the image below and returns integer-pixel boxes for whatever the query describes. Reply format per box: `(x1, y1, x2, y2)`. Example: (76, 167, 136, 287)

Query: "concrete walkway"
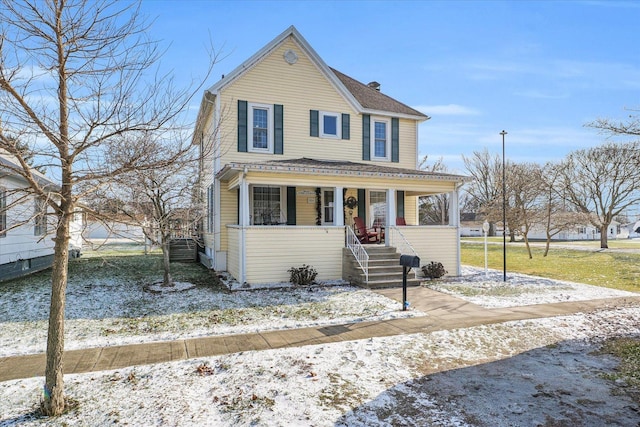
(2, 288, 639, 383)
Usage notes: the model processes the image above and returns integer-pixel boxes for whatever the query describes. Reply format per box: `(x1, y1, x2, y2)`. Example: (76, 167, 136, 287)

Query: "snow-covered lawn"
(0, 251, 638, 426)
(425, 266, 638, 308)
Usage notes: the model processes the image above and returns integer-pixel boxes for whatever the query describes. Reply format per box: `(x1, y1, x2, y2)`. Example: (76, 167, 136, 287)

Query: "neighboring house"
(619, 221, 640, 239)
(527, 220, 620, 241)
(193, 26, 467, 286)
(460, 213, 486, 237)
(0, 154, 81, 282)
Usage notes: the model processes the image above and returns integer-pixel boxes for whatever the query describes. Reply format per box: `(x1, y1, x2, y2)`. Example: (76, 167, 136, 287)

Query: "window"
(0, 188, 6, 237)
(248, 103, 273, 153)
(252, 186, 284, 225)
(320, 112, 341, 139)
(34, 197, 47, 236)
(322, 189, 334, 225)
(207, 184, 214, 233)
(369, 190, 387, 228)
(371, 119, 390, 160)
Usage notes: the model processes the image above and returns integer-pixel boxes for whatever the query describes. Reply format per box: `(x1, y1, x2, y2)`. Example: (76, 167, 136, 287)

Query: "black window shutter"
(237, 100, 248, 152)
(310, 110, 319, 137)
(236, 188, 240, 224)
(391, 118, 399, 163)
(286, 187, 296, 225)
(357, 189, 366, 225)
(362, 115, 370, 160)
(396, 190, 405, 219)
(274, 104, 284, 154)
(341, 113, 350, 140)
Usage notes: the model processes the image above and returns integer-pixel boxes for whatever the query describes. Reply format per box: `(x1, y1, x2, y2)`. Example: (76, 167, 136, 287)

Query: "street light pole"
(500, 130, 507, 282)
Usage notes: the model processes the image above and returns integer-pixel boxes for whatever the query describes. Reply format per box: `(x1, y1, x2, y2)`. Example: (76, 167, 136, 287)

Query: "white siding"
(0, 176, 55, 266)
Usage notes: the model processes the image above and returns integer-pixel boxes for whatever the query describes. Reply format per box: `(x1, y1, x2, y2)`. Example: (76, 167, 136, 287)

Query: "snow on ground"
(0, 280, 422, 358)
(1, 262, 639, 426)
(426, 266, 637, 308)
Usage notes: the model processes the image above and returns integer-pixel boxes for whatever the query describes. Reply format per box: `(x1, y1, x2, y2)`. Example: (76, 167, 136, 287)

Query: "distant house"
(527, 220, 620, 241)
(459, 213, 486, 237)
(617, 221, 640, 239)
(0, 153, 82, 282)
(192, 26, 468, 286)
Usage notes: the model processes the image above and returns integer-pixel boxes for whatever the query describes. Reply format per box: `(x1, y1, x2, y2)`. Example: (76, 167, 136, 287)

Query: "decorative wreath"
(344, 196, 358, 210)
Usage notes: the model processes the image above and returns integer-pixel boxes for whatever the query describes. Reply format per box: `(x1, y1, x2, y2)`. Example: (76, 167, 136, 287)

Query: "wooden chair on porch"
(353, 217, 379, 244)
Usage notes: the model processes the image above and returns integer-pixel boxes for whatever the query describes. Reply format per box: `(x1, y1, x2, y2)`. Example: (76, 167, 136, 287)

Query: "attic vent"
(367, 81, 380, 91)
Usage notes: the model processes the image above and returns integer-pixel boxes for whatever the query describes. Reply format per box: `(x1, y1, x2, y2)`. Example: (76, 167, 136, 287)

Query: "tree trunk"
(161, 238, 172, 287)
(600, 224, 609, 249)
(523, 233, 533, 259)
(42, 213, 70, 415)
(543, 236, 551, 257)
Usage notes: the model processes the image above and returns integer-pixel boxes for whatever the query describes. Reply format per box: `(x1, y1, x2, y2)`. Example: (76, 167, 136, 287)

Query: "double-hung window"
(34, 197, 47, 236)
(207, 184, 214, 233)
(0, 188, 6, 237)
(371, 118, 390, 160)
(320, 111, 341, 139)
(248, 103, 273, 153)
(252, 186, 284, 225)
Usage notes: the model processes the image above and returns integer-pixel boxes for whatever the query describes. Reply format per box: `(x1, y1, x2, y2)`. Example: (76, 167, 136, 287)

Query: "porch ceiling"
(217, 158, 469, 192)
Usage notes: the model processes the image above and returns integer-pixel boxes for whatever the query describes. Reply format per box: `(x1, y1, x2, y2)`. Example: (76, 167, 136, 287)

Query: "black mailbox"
(399, 255, 420, 268)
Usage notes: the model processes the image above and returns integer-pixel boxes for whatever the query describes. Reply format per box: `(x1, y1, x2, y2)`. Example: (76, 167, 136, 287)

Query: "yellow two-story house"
(193, 26, 467, 286)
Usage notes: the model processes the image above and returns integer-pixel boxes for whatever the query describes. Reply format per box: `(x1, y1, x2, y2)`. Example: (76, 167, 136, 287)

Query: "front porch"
(211, 158, 467, 286)
(225, 224, 459, 286)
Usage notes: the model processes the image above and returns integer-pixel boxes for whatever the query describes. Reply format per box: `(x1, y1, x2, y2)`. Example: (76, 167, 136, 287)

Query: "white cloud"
(413, 104, 481, 116)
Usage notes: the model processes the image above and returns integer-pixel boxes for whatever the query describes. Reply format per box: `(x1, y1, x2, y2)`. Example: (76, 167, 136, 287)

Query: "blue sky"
(141, 0, 640, 173)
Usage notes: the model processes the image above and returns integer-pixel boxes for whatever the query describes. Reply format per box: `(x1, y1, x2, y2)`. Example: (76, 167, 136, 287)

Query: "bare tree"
(418, 155, 450, 224)
(588, 108, 640, 137)
(0, 0, 213, 415)
(88, 136, 207, 287)
(538, 162, 580, 256)
(559, 141, 640, 249)
(462, 149, 502, 234)
(509, 162, 544, 258)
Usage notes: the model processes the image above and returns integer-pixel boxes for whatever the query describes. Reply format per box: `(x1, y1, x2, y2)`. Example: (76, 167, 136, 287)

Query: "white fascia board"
(361, 108, 431, 122)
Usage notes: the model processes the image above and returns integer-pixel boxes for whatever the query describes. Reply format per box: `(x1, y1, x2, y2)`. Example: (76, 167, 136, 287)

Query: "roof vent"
(367, 81, 381, 91)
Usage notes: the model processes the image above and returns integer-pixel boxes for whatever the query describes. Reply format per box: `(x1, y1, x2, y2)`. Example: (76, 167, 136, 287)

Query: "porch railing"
(346, 226, 369, 283)
(389, 225, 419, 267)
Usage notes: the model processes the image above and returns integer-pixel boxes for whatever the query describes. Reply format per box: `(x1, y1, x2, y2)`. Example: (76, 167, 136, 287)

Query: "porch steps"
(168, 238, 198, 262)
(342, 245, 422, 289)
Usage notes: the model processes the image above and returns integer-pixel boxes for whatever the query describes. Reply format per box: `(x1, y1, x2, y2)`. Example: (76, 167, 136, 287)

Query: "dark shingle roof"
(218, 158, 467, 182)
(330, 68, 428, 119)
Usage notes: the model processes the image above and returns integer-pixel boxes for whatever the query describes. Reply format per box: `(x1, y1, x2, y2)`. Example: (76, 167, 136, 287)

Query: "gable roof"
(204, 26, 428, 121)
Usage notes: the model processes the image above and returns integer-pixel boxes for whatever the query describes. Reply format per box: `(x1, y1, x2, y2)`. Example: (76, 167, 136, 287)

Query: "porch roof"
(216, 157, 469, 183)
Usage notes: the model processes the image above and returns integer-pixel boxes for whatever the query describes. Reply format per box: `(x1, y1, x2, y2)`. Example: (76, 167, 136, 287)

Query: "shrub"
(421, 261, 447, 279)
(288, 264, 318, 286)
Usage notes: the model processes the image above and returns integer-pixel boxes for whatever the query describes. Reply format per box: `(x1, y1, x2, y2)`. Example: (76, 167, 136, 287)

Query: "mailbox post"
(399, 255, 420, 311)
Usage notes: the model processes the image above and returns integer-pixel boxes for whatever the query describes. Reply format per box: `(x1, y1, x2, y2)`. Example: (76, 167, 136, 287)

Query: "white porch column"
(450, 185, 461, 276)
(386, 188, 396, 247)
(239, 175, 249, 284)
(449, 188, 459, 227)
(334, 186, 344, 226)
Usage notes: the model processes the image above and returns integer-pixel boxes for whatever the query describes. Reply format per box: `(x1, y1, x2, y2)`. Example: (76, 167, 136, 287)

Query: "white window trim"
(249, 185, 286, 225)
(320, 111, 341, 139)
(321, 188, 335, 225)
(248, 102, 273, 153)
(370, 117, 391, 161)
